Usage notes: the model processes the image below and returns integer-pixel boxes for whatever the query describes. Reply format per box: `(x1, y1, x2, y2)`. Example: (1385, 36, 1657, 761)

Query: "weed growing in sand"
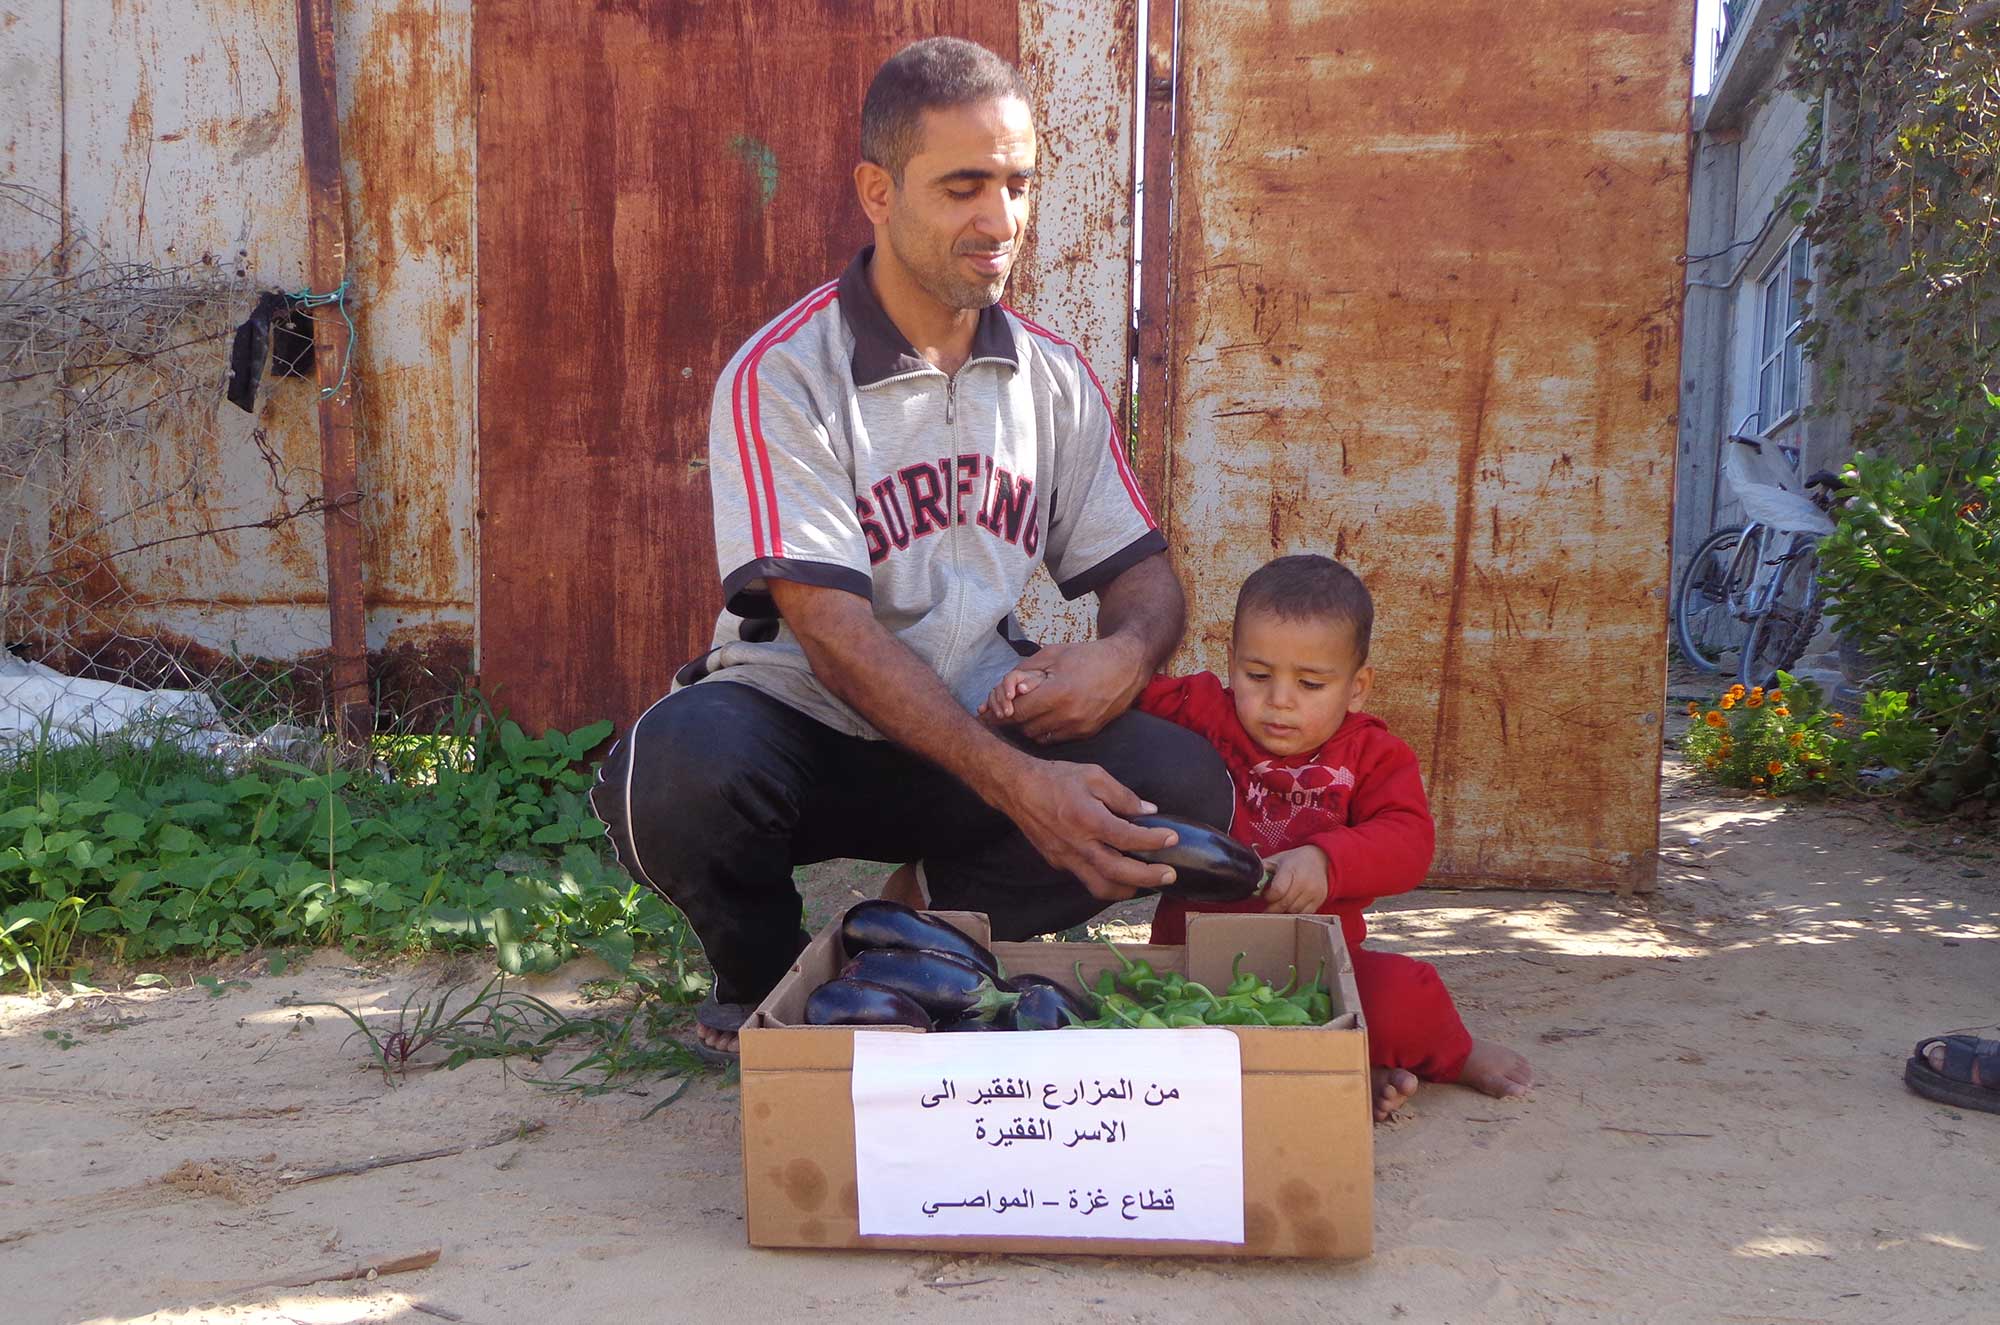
(0, 693, 702, 993)
(312, 971, 712, 1108)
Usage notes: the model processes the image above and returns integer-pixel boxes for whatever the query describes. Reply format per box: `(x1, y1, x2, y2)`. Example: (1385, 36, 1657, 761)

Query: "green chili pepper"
(1260, 1000, 1312, 1026)
(1227, 952, 1260, 997)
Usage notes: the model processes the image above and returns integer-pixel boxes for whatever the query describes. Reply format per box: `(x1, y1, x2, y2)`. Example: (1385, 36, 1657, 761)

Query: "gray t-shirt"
(686, 248, 1164, 739)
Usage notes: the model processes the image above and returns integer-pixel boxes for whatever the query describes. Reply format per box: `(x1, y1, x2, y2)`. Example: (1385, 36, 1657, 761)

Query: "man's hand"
(996, 759, 1181, 900)
(1001, 638, 1150, 744)
(1261, 845, 1331, 915)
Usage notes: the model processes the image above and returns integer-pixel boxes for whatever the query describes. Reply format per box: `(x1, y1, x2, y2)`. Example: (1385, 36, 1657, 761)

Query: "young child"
(985, 554, 1533, 1119)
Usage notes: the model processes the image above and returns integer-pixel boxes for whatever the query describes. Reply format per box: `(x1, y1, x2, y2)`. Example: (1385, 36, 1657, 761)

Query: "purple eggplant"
(936, 1015, 1013, 1032)
(839, 899, 1002, 978)
(1006, 975, 1092, 1031)
(841, 948, 1017, 1022)
(803, 978, 932, 1029)
(1123, 813, 1266, 902)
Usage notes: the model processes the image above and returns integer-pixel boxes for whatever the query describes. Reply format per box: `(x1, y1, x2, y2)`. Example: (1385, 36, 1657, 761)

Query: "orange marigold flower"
(1768, 690, 1786, 705)
(1767, 759, 1785, 776)
(1774, 706, 1791, 717)
(1720, 695, 1736, 709)
(1750, 685, 1765, 698)
(1789, 731, 1805, 747)
(1751, 775, 1766, 785)
(1728, 684, 1745, 697)
(1686, 701, 1700, 716)
(1746, 695, 1764, 708)
(1831, 713, 1847, 728)
(1705, 711, 1726, 728)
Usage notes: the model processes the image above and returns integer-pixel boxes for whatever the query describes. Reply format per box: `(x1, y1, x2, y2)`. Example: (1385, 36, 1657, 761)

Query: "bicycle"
(1673, 428, 1845, 690)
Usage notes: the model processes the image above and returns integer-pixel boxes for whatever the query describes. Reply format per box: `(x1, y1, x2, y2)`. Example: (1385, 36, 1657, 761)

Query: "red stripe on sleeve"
(730, 281, 838, 558)
(740, 283, 841, 558)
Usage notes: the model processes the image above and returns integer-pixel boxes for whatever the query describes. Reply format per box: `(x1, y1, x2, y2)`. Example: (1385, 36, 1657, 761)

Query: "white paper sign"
(851, 1028, 1244, 1242)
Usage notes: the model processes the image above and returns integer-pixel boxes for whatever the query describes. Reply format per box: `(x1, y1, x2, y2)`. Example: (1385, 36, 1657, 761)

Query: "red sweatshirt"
(1137, 672, 1436, 947)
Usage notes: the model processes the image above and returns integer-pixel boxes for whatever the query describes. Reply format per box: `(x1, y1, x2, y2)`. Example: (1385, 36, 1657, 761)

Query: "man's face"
(880, 96, 1036, 310)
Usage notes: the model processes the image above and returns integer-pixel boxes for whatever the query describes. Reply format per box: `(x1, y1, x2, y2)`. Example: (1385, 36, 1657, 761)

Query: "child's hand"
(1260, 845, 1330, 914)
(978, 667, 1047, 724)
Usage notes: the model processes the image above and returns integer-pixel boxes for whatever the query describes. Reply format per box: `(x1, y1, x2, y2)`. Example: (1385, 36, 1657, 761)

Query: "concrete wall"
(1676, 21, 1819, 566)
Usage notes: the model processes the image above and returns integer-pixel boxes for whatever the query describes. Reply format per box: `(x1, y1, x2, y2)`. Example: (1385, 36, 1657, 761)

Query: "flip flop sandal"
(1903, 1035, 2000, 1115)
(685, 994, 752, 1066)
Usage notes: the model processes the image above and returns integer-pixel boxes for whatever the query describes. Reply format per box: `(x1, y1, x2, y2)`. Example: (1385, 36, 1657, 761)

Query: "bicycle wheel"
(1674, 526, 1756, 673)
(1738, 543, 1823, 689)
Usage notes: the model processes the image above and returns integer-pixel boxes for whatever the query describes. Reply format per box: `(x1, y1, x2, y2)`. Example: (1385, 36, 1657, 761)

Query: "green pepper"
(1226, 952, 1260, 998)
(1307, 991, 1333, 1023)
(1134, 1010, 1170, 1029)
(1209, 1000, 1273, 1026)
(1260, 1000, 1312, 1026)
(1165, 1011, 1207, 1028)
(1101, 938, 1158, 986)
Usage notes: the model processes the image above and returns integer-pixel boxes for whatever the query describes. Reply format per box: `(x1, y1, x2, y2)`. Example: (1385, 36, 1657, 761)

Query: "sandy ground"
(3, 737, 1998, 1324)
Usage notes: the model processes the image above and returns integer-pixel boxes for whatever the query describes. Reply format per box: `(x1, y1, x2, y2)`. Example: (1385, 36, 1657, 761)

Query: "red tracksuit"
(1137, 672, 1473, 1082)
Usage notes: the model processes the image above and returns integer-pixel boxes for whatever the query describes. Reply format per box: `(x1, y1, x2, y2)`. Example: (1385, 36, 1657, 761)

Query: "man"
(590, 37, 1231, 1054)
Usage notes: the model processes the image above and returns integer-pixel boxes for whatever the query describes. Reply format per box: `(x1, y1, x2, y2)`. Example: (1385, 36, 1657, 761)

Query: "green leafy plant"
(1682, 674, 1852, 794)
(1782, 4, 2000, 807)
(0, 693, 699, 992)
(1680, 671, 1935, 794)
(1818, 399, 1999, 804)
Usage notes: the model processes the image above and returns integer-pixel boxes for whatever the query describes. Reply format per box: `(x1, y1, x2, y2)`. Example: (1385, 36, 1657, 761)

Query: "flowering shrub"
(1681, 671, 1935, 796)
(1682, 675, 1847, 795)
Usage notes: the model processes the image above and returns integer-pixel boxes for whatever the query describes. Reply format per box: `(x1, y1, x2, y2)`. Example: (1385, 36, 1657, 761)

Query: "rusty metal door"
(1153, 1, 1692, 890)
(475, 2, 1022, 733)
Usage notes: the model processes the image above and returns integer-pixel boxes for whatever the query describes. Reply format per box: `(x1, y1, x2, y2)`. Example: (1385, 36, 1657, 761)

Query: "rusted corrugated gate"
(1153, 1, 1692, 889)
(474, 1, 1135, 731)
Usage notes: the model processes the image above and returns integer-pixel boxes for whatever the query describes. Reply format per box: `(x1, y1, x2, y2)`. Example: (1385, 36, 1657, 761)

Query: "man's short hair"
(861, 38, 1027, 183)
(1234, 554, 1375, 663)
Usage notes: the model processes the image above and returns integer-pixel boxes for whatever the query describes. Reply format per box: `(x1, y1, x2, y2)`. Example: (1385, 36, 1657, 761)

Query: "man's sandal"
(1904, 1034, 2000, 1115)
(686, 994, 752, 1066)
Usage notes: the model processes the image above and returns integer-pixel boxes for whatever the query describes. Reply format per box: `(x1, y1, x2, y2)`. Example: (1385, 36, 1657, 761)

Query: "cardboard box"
(740, 911, 1372, 1258)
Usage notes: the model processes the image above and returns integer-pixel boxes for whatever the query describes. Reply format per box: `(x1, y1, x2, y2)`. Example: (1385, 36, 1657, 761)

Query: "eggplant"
(839, 899, 1001, 978)
(1122, 813, 1266, 902)
(1005, 974, 1092, 1030)
(1011, 982, 1090, 1031)
(803, 978, 932, 1029)
(841, 948, 1016, 1022)
(936, 1015, 1013, 1032)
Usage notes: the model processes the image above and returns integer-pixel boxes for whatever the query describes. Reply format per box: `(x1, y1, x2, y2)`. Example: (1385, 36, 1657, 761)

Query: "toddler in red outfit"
(987, 554, 1532, 1119)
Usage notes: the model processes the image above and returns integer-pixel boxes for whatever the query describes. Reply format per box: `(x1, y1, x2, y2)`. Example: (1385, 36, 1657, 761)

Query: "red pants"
(1350, 946, 1472, 1083)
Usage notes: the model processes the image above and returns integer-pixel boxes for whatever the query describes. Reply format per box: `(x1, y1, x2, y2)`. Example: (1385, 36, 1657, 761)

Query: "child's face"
(1227, 609, 1373, 758)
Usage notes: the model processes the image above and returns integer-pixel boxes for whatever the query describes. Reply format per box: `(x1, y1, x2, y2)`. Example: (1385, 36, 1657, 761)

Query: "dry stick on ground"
(227, 1247, 441, 1296)
(1600, 1126, 1717, 1139)
(410, 1304, 469, 1323)
(278, 1121, 546, 1185)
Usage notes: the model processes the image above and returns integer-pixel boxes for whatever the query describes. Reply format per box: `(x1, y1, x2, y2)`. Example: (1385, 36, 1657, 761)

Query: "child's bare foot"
(1458, 1039, 1534, 1100)
(1372, 1067, 1419, 1121)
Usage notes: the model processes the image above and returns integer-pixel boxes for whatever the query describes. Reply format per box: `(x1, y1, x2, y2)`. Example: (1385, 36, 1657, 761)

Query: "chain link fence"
(2, 183, 352, 759)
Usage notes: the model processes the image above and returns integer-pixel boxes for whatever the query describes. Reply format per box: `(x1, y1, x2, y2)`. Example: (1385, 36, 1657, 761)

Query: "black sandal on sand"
(1904, 1035, 2000, 1115)
(686, 994, 751, 1065)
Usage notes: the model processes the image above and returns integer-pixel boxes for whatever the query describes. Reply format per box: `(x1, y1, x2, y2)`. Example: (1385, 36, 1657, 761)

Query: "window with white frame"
(1756, 232, 1810, 429)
